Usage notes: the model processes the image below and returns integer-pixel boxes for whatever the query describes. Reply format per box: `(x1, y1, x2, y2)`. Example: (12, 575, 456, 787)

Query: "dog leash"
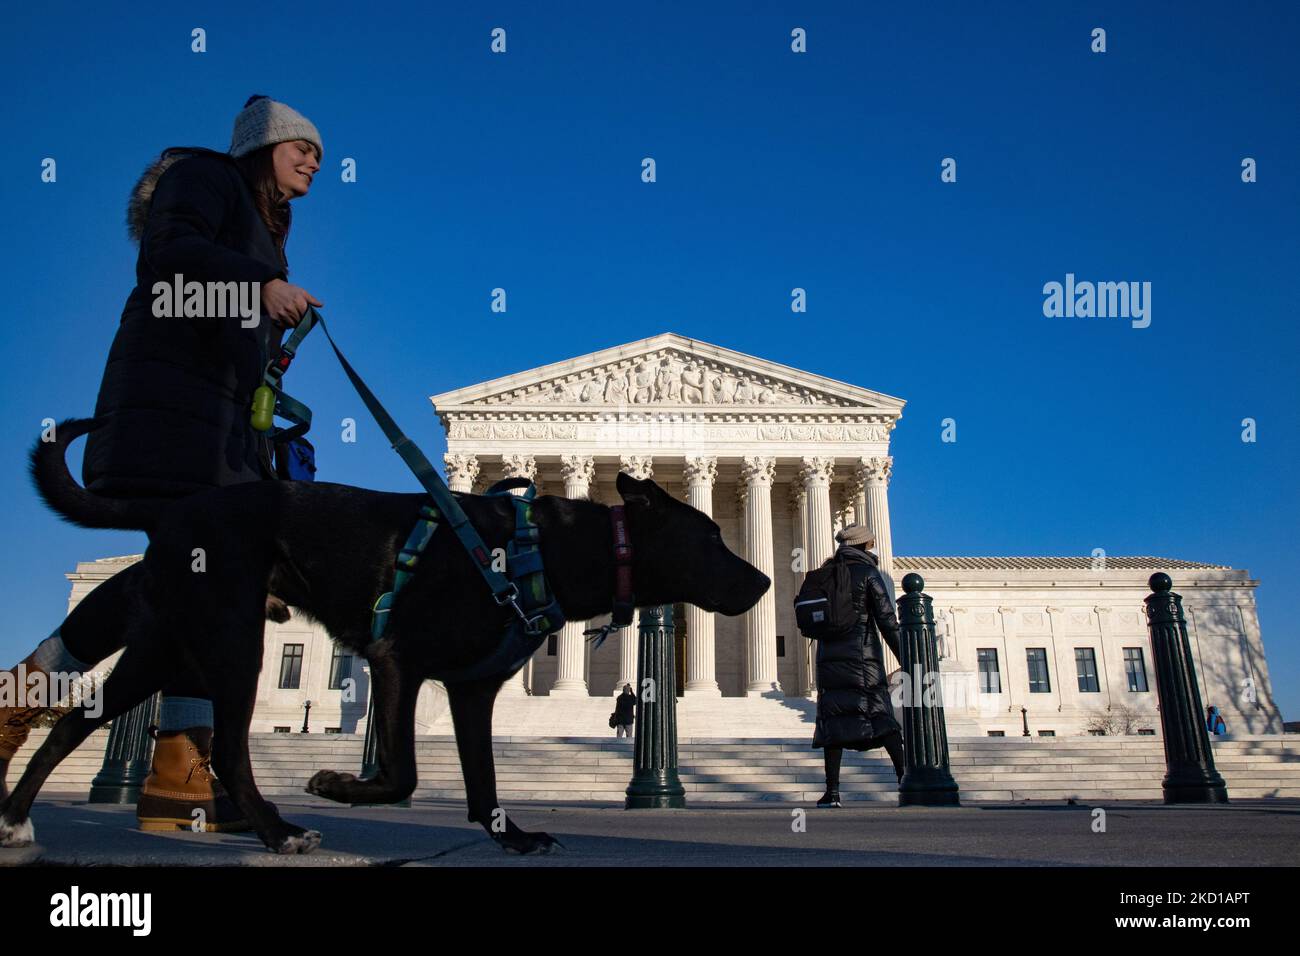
(260, 307, 565, 649)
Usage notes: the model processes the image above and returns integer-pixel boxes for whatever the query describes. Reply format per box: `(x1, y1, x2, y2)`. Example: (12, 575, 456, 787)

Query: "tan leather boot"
(0, 658, 50, 762)
(136, 727, 252, 833)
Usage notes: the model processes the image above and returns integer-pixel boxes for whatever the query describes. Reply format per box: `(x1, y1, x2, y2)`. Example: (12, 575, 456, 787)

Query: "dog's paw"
(498, 830, 562, 855)
(0, 816, 35, 848)
(305, 769, 357, 803)
(273, 829, 322, 855)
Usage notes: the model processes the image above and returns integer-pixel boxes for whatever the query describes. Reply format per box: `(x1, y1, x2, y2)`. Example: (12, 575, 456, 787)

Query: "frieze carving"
(445, 420, 889, 443)
(475, 350, 845, 408)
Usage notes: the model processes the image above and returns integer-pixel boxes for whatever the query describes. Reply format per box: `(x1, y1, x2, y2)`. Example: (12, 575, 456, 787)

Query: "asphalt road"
(4, 796, 1297, 866)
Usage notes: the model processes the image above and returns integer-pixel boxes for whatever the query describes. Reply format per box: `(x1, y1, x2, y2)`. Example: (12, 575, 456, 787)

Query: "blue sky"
(1, 1, 1296, 719)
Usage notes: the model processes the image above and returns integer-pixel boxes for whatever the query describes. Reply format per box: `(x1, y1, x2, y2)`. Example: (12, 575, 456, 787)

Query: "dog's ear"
(616, 470, 656, 507)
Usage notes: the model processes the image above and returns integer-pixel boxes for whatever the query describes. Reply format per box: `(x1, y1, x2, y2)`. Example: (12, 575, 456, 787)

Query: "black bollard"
(88, 692, 160, 804)
(625, 605, 686, 809)
(1144, 573, 1229, 804)
(896, 574, 960, 807)
(357, 691, 410, 807)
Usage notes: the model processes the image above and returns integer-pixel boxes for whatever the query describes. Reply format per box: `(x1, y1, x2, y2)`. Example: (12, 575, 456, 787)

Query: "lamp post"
(625, 605, 686, 809)
(895, 574, 959, 807)
(88, 692, 161, 804)
(1021, 706, 1030, 737)
(1145, 573, 1229, 804)
(301, 699, 312, 734)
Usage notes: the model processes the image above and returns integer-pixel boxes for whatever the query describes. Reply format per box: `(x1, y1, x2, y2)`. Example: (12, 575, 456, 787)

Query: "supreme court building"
(68, 333, 1285, 740)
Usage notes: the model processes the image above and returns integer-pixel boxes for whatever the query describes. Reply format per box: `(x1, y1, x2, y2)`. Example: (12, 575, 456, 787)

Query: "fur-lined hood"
(126, 146, 233, 244)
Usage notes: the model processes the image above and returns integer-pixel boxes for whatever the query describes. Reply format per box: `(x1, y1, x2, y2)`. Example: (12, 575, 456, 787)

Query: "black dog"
(0, 418, 769, 854)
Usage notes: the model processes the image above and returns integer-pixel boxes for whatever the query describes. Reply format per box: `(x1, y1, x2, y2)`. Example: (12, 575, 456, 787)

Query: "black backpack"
(793, 555, 856, 639)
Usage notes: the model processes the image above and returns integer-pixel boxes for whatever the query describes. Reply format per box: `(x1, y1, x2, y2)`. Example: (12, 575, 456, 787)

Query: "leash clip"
(493, 583, 522, 609)
(494, 584, 536, 630)
(522, 614, 550, 637)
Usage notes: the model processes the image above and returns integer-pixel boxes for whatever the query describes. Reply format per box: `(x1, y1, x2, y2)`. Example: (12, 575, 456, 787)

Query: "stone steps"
(14, 729, 1299, 804)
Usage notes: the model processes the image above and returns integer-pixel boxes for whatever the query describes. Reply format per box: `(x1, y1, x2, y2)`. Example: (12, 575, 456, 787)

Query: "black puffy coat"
(613, 689, 637, 725)
(83, 147, 288, 498)
(812, 545, 903, 751)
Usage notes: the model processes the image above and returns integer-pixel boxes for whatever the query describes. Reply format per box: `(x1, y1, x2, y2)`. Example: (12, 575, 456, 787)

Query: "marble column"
(800, 457, 835, 570)
(550, 454, 595, 696)
(848, 469, 867, 529)
(789, 482, 813, 697)
(741, 456, 780, 696)
(683, 456, 721, 696)
(800, 457, 835, 697)
(853, 457, 899, 670)
(499, 454, 537, 696)
(614, 456, 652, 693)
(859, 456, 895, 576)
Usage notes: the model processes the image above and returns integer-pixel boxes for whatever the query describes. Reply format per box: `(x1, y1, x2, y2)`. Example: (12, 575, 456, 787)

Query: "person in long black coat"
(1, 96, 325, 830)
(613, 684, 638, 738)
(812, 523, 907, 807)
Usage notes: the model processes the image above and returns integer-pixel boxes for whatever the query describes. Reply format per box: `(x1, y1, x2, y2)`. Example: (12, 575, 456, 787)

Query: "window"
(1075, 647, 1100, 693)
(1123, 647, 1149, 692)
(273, 726, 291, 734)
(1026, 648, 1051, 693)
(1038, 730, 1055, 736)
(325, 727, 341, 735)
(547, 634, 558, 656)
(776, 634, 786, 657)
(1087, 729, 1106, 736)
(328, 646, 353, 690)
(278, 644, 304, 689)
(1138, 728, 1156, 736)
(987, 730, 1006, 737)
(977, 648, 1001, 693)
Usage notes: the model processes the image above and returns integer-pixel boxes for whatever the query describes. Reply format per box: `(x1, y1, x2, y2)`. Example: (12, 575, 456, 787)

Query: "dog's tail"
(29, 418, 157, 532)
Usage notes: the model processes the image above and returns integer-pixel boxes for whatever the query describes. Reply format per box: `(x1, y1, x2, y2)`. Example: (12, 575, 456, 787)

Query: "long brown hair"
(232, 144, 292, 271)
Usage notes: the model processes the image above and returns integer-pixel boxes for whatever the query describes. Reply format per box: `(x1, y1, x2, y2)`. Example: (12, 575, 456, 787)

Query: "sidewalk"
(5, 796, 1298, 866)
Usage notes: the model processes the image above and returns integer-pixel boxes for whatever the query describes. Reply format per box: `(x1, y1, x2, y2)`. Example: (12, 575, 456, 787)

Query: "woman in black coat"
(1, 96, 324, 831)
(812, 524, 907, 807)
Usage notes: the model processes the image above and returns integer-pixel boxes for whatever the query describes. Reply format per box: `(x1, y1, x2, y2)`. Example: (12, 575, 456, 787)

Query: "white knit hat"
(229, 95, 323, 160)
(836, 523, 876, 547)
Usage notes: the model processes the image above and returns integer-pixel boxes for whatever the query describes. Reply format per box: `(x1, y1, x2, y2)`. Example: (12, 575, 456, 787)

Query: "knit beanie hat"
(229, 94, 323, 160)
(836, 523, 876, 547)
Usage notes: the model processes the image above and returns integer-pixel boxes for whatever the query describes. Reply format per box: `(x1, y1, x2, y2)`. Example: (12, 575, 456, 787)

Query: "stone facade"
(61, 334, 1283, 738)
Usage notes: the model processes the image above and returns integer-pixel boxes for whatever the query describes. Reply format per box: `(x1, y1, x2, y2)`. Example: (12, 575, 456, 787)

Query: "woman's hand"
(261, 278, 323, 328)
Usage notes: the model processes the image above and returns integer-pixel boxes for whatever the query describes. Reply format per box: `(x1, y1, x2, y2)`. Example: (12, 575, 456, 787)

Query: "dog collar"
(582, 504, 635, 648)
(610, 504, 635, 627)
